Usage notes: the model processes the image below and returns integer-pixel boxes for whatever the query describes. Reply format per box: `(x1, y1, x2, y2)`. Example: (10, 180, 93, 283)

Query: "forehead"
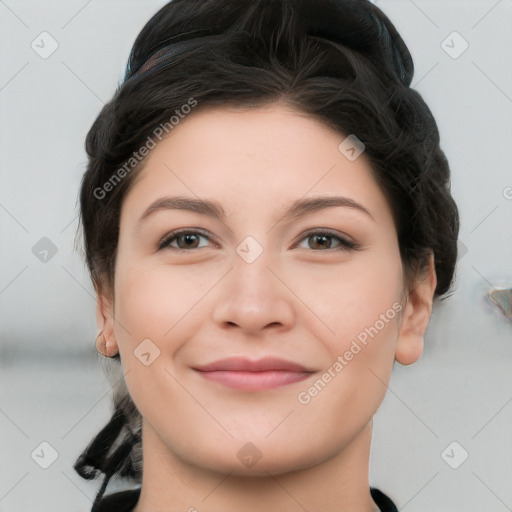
(121, 104, 393, 227)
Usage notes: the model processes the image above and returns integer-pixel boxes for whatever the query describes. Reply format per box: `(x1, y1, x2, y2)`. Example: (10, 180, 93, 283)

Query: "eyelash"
(158, 229, 359, 252)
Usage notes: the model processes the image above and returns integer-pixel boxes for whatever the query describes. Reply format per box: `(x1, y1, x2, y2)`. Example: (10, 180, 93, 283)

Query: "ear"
(395, 252, 437, 365)
(95, 282, 119, 357)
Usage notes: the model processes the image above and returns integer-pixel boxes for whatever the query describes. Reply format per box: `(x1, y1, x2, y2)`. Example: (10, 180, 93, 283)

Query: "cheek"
(294, 300, 401, 442)
(111, 264, 201, 421)
(287, 245, 404, 349)
(291, 244, 403, 410)
(113, 261, 213, 344)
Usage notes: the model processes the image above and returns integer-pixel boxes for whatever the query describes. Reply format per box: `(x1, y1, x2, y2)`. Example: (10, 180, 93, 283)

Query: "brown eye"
(296, 230, 358, 251)
(159, 230, 211, 250)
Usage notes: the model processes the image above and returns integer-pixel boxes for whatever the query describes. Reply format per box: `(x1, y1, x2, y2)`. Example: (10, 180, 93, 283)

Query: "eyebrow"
(138, 194, 375, 224)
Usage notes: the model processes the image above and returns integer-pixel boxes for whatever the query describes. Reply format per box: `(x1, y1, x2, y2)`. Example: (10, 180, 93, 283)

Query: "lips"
(194, 356, 309, 373)
(193, 357, 314, 391)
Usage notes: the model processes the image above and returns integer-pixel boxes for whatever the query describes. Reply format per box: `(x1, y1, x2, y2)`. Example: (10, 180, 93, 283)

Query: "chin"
(176, 433, 340, 477)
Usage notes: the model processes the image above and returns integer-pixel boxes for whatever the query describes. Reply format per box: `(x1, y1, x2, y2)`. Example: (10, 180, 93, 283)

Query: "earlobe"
(394, 320, 424, 365)
(95, 285, 119, 357)
(395, 252, 437, 366)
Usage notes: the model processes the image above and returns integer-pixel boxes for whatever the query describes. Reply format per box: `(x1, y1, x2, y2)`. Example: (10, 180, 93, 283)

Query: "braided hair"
(73, 356, 142, 510)
(74, 0, 459, 508)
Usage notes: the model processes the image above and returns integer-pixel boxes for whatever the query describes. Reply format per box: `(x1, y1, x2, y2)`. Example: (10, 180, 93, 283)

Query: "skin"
(96, 103, 437, 512)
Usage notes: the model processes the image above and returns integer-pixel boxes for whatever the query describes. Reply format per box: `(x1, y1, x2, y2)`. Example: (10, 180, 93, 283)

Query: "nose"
(212, 250, 296, 336)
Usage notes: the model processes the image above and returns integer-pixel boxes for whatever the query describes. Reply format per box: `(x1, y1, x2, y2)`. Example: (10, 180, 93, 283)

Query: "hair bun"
(124, 0, 413, 87)
(297, 0, 414, 85)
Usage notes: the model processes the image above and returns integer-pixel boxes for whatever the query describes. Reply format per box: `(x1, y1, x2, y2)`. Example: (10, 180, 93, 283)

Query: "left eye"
(295, 230, 358, 251)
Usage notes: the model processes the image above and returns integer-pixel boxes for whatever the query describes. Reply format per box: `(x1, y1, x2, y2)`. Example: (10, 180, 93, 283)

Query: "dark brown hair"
(74, 0, 459, 507)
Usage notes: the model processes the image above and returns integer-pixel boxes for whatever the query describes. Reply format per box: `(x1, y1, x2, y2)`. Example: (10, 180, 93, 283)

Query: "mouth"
(192, 356, 314, 391)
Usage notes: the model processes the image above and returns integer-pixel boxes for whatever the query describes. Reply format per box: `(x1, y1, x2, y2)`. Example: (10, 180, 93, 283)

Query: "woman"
(73, 0, 459, 510)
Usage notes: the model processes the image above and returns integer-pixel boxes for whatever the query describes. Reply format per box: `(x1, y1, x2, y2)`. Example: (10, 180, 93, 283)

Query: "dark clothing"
(93, 486, 398, 511)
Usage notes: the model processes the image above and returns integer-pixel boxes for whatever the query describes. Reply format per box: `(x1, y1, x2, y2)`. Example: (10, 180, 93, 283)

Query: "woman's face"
(99, 103, 429, 475)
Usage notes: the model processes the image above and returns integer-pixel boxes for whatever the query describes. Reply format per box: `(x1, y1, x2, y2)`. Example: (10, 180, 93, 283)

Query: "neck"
(132, 420, 380, 512)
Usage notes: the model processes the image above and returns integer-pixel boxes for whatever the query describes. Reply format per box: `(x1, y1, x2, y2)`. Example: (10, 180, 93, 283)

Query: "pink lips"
(193, 357, 313, 391)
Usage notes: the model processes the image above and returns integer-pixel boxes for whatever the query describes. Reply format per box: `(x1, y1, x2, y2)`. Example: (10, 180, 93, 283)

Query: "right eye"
(158, 230, 213, 251)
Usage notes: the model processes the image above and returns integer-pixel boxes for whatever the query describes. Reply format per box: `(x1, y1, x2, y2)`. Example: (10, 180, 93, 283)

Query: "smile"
(193, 356, 314, 391)
(196, 369, 312, 391)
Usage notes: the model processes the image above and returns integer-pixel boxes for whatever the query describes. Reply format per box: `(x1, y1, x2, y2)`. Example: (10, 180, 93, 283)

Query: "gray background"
(1, 0, 511, 511)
